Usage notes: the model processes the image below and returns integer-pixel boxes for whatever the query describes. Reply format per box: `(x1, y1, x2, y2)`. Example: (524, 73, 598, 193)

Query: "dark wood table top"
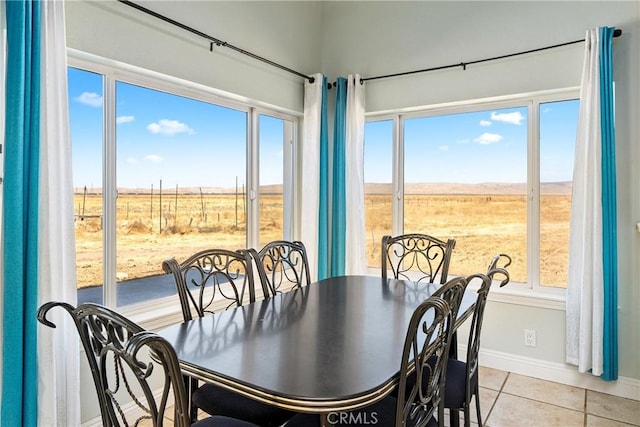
(156, 275, 476, 413)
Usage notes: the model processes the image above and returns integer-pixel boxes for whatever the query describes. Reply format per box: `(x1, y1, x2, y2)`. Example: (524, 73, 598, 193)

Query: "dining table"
(156, 274, 476, 425)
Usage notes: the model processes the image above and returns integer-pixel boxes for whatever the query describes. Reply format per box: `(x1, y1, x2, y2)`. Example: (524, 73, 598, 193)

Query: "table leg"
(449, 331, 460, 427)
(320, 413, 335, 427)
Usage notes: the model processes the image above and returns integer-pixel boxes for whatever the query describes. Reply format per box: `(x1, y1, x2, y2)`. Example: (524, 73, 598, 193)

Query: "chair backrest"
(395, 296, 453, 427)
(162, 248, 256, 321)
(487, 253, 512, 287)
(463, 257, 510, 390)
(431, 275, 469, 326)
(253, 240, 311, 297)
(37, 302, 192, 427)
(382, 233, 456, 284)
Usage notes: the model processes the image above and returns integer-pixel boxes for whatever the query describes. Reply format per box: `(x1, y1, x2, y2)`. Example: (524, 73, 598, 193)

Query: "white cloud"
(147, 119, 194, 136)
(126, 157, 138, 164)
(490, 111, 525, 125)
(438, 145, 449, 151)
(474, 132, 503, 145)
(75, 92, 102, 107)
(542, 107, 552, 113)
(480, 120, 492, 127)
(117, 115, 135, 124)
(456, 138, 470, 144)
(144, 154, 164, 163)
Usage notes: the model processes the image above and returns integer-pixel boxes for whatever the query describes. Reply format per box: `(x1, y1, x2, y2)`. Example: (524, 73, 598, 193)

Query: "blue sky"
(365, 100, 579, 185)
(69, 67, 578, 190)
(68, 67, 284, 190)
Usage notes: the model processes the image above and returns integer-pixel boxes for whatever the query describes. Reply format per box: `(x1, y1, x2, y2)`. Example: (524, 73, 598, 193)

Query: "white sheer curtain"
(566, 28, 604, 376)
(300, 73, 324, 282)
(37, 0, 79, 424)
(345, 74, 366, 275)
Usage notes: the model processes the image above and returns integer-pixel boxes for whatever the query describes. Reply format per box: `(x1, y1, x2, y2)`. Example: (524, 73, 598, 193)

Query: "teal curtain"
(599, 26, 618, 381)
(317, 76, 330, 280)
(330, 77, 347, 277)
(2, 1, 41, 425)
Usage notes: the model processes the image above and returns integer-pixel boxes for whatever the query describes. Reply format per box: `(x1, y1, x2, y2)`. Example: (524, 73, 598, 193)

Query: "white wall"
(65, 1, 639, 422)
(65, 0, 323, 112)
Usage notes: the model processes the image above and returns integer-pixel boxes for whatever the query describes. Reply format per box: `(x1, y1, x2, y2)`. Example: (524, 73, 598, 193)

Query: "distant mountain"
(78, 181, 571, 196)
(365, 181, 572, 195)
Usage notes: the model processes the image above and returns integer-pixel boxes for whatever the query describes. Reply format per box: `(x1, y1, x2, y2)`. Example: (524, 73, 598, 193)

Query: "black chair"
(162, 249, 294, 426)
(382, 233, 456, 284)
(440, 256, 511, 427)
(285, 296, 454, 427)
(37, 302, 259, 427)
(252, 240, 311, 297)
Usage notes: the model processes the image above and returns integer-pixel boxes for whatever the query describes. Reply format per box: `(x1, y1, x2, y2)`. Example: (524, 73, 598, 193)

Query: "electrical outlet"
(524, 329, 537, 347)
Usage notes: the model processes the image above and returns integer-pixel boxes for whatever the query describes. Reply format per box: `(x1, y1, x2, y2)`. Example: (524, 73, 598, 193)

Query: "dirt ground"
(74, 193, 570, 288)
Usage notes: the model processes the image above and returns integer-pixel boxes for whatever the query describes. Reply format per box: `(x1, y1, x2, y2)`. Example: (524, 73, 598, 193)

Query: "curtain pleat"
(598, 26, 618, 381)
(345, 74, 366, 275)
(330, 77, 347, 277)
(2, 1, 41, 425)
(37, 0, 80, 424)
(301, 73, 326, 282)
(317, 77, 330, 280)
(566, 26, 618, 381)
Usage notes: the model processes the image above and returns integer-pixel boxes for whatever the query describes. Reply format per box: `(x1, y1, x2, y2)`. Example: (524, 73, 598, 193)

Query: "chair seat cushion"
(442, 358, 478, 409)
(194, 416, 261, 427)
(193, 383, 294, 427)
(403, 356, 478, 410)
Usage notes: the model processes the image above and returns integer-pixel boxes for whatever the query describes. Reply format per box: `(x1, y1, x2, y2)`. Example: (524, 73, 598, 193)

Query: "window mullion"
(103, 74, 117, 307)
(528, 100, 540, 289)
(247, 108, 259, 249)
(283, 120, 295, 240)
(393, 115, 403, 235)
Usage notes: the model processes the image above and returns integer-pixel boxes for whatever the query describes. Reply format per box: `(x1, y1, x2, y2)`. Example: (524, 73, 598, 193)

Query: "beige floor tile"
(587, 414, 638, 427)
(479, 366, 509, 391)
(587, 390, 640, 426)
(501, 373, 585, 411)
(486, 393, 584, 427)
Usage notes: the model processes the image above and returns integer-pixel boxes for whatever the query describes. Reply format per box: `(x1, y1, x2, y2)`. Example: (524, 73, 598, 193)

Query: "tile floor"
(163, 366, 640, 426)
(454, 366, 640, 427)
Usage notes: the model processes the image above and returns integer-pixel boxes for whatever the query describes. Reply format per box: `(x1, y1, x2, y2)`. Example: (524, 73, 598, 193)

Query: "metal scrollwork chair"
(162, 249, 294, 426)
(162, 248, 257, 321)
(253, 240, 311, 297)
(37, 302, 259, 427)
(441, 255, 512, 427)
(284, 296, 454, 427)
(382, 233, 456, 284)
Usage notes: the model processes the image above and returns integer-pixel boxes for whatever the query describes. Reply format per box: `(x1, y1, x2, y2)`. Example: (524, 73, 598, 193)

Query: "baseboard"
(81, 390, 175, 427)
(474, 347, 640, 401)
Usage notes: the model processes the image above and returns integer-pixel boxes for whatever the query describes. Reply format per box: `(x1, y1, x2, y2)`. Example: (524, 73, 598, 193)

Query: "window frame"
(68, 50, 300, 324)
(365, 88, 579, 307)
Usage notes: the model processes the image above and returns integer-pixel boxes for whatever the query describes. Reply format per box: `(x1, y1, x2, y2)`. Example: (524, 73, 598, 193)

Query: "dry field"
(74, 191, 570, 289)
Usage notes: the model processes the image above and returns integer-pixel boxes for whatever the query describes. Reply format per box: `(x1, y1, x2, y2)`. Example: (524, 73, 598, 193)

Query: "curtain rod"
(361, 28, 622, 84)
(117, 0, 316, 83)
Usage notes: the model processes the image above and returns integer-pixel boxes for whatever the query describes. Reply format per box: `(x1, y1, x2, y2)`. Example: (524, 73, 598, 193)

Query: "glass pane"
(258, 114, 285, 248)
(539, 99, 578, 288)
(364, 120, 393, 268)
(69, 67, 104, 304)
(403, 107, 528, 282)
(115, 81, 247, 307)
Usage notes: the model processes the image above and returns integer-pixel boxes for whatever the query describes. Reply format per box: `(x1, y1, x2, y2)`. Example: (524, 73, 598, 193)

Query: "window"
(69, 60, 298, 308)
(258, 114, 295, 247)
(364, 91, 578, 290)
(363, 119, 394, 267)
